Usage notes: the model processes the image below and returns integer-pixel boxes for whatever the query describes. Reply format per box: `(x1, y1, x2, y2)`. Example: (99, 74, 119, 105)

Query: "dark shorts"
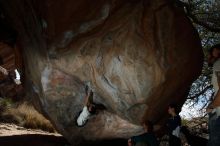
(169, 135, 181, 146)
(208, 112, 220, 146)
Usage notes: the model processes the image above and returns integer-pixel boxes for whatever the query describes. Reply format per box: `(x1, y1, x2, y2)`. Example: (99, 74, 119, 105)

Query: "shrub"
(0, 98, 13, 112)
(0, 99, 55, 133)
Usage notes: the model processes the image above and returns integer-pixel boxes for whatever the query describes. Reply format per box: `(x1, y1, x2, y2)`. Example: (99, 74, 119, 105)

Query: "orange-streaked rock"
(0, 0, 203, 144)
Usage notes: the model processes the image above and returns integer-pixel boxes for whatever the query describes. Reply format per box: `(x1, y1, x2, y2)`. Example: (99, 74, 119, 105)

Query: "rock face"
(0, 43, 23, 99)
(0, 0, 203, 144)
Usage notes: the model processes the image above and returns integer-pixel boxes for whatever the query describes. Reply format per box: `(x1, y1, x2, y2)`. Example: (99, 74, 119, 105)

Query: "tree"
(178, 0, 220, 118)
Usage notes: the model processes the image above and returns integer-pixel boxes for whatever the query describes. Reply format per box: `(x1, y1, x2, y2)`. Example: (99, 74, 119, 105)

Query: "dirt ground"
(0, 123, 70, 146)
(0, 123, 128, 146)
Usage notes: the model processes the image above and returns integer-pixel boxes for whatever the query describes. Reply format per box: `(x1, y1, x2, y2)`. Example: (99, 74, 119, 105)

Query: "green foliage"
(181, 118, 190, 126)
(0, 98, 13, 112)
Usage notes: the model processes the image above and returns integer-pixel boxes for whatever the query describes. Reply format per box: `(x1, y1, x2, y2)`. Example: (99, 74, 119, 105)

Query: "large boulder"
(0, 0, 203, 144)
(0, 43, 23, 99)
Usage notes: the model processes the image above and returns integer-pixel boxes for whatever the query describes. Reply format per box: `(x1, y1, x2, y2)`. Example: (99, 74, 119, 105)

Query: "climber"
(76, 85, 97, 127)
(128, 120, 159, 146)
(167, 103, 181, 146)
(207, 44, 220, 146)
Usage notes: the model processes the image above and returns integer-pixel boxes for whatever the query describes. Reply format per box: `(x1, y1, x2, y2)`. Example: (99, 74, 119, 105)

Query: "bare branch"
(178, 1, 220, 32)
(187, 85, 212, 100)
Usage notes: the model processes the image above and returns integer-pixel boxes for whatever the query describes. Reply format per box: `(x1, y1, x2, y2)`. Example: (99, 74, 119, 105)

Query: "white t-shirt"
(172, 126, 181, 138)
(77, 106, 91, 126)
(212, 59, 220, 94)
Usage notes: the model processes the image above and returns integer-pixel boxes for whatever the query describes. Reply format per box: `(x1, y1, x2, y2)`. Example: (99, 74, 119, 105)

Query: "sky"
(180, 101, 207, 120)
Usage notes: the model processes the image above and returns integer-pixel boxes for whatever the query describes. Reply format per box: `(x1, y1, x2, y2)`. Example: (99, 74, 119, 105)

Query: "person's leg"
(208, 113, 214, 146)
(169, 135, 181, 146)
(209, 114, 220, 146)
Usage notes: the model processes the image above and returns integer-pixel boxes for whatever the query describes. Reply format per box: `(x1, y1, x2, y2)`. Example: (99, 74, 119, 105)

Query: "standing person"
(167, 104, 181, 146)
(207, 44, 220, 146)
(128, 120, 159, 146)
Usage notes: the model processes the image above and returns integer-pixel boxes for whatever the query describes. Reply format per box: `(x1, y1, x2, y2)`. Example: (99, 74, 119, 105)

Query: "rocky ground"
(0, 123, 59, 136)
(0, 123, 128, 146)
(0, 122, 208, 146)
(0, 122, 70, 146)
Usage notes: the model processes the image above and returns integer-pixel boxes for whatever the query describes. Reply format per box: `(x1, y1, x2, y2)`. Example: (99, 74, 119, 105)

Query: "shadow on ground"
(0, 134, 70, 146)
(81, 139, 127, 146)
(0, 134, 128, 146)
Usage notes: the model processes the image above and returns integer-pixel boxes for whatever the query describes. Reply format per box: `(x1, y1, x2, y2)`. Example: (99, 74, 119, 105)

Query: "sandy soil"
(0, 123, 129, 146)
(0, 123, 60, 136)
(0, 123, 70, 146)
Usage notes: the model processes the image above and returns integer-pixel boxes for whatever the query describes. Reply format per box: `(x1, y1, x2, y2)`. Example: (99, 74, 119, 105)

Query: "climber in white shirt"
(76, 87, 96, 127)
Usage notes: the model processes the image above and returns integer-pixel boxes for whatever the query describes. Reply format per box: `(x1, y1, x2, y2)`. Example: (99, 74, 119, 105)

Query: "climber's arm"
(84, 91, 93, 106)
(83, 94, 90, 106)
